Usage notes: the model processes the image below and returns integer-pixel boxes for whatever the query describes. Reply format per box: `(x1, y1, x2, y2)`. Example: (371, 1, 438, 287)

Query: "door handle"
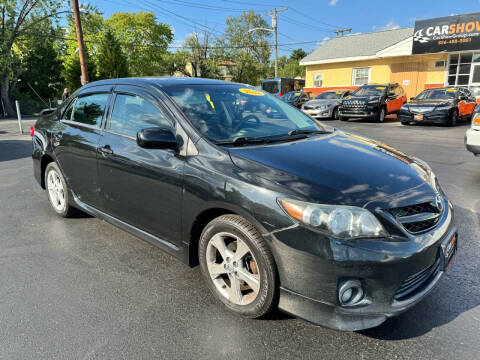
(98, 145, 113, 155)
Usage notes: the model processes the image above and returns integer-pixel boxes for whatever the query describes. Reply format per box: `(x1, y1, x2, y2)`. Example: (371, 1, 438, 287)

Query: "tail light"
(30, 126, 35, 137)
(279, 92, 283, 97)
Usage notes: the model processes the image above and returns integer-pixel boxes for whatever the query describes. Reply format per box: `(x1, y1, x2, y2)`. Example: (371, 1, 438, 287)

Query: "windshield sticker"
(376, 87, 386, 90)
(446, 89, 457, 92)
(295, 92, 301, 96)
(239, 88, 264, 96)
(205, 93, 215, 109)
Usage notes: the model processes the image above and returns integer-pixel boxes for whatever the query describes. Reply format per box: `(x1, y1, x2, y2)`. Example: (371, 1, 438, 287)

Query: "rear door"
(55, 88, 111, 208)
(458, 88, 476, 118)
(97, 85, 184, 244)
(385, 84, 404, 113)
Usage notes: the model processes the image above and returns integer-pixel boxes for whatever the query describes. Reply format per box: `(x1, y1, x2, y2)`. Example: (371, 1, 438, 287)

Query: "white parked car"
(466, 106, 480, 156)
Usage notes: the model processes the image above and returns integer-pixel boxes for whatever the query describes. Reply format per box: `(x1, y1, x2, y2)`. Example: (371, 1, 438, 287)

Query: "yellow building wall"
(305, 54, 448, 88)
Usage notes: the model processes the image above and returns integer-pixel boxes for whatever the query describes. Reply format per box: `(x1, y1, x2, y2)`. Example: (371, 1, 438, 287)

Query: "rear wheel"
(199, 215, 278, 318)
(447, 108, 458, 127)
(45, 162, 75, 217)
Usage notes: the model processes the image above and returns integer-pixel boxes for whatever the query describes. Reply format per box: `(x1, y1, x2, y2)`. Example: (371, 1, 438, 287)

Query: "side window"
(62, 99, 76, 120)
(110, 94, 173, 137)
(72, 93, 109, 127)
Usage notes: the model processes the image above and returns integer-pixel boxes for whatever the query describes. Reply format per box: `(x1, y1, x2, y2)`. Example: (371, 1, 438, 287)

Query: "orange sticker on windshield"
(239, 88, 264, 96)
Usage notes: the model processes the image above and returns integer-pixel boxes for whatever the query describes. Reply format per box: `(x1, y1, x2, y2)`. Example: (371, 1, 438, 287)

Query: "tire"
(447, 108, 458, 127)
(45, 162, 76, 217)
(198, 214, 278, 319)
(401, 121, 410, 125)
(376, 106, 386, 123)
(332, 107, 339, 120)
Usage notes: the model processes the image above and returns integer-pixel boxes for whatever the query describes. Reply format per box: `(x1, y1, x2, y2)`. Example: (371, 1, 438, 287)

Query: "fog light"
(338, 280, 364, 306)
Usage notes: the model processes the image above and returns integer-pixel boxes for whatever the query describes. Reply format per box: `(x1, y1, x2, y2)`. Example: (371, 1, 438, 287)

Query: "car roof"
(81, 77, 247, 91)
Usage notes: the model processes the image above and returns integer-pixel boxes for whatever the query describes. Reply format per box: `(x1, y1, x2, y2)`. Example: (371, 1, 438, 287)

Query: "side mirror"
(137, 127, 177, 150)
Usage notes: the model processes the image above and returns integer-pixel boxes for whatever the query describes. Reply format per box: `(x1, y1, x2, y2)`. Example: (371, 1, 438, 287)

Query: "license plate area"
(414, 114, 424, 121)
(441, 233, 457, 270)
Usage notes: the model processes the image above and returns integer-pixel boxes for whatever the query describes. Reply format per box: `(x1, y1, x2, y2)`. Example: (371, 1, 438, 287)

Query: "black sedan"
(31, 77, 456, 331)
(399, 87, 477, 126)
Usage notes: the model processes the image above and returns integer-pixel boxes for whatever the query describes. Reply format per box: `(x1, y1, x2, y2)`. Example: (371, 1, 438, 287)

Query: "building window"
(352, 68, 370, 86)
(313, 72, 323, 87)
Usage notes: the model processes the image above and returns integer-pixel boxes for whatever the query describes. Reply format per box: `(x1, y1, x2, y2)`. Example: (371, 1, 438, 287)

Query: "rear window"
(262, 81, 279, 94)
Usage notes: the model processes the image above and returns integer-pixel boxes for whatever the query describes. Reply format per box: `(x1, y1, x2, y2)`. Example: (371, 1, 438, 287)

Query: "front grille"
(394, 256, 441, 302)
(342, 100, 365, 109)
(389, 202, 442, 234)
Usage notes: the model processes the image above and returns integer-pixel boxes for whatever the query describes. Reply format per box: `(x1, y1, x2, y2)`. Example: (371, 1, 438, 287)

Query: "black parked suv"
(339, 83, 407, 122)
(32, 78, 456, 331)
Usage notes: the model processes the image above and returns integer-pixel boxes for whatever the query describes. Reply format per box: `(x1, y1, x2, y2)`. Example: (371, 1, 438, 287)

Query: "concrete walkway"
(0, 118, 37, 139)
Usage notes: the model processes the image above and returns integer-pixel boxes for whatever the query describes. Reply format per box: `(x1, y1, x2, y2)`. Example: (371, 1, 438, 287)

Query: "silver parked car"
(301, 90, 351, 120)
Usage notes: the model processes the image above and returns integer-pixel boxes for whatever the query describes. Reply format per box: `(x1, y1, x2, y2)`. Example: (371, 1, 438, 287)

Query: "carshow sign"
(413, 12, 480, 54)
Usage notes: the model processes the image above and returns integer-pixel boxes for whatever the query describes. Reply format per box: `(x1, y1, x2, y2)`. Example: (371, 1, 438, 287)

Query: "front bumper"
(465, 128, 480, 155)
(339, 105, 378, 118)
(268, 199, 456, 331)
(302, 107, 333, 118)
(398, 109, 450, 124)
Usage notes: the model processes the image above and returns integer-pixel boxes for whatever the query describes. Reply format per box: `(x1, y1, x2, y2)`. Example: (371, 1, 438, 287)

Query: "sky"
(90, 0, 480, 58)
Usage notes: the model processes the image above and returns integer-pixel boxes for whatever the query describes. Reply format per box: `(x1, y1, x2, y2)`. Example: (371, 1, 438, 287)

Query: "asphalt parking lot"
(0, 117, 479, 360)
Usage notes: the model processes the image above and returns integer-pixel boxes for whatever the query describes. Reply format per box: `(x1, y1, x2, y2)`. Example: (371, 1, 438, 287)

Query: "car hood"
(227, 130, 436, 207)
(407, 99, 453, 107)
(304, 99, 338, 107)
(343, 95, 380, 103)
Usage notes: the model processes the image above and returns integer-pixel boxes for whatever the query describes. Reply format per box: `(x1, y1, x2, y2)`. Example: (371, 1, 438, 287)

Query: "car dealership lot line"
(1, 119, 479, 360)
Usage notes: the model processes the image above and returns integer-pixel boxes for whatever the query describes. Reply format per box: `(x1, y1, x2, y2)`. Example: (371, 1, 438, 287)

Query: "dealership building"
(300, 12, 480, 99)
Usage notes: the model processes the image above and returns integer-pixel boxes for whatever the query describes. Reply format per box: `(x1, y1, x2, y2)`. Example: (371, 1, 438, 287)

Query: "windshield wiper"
(215, 136, 266, 147)
(287, 129, 331, 136)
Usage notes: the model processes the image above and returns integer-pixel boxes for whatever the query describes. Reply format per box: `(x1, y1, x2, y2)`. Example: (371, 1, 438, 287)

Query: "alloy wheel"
(47, 169, 66, 212)
(206, 232, 260, 305)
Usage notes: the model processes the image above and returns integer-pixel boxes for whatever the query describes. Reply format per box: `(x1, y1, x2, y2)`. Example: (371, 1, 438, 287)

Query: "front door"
(97, 86, 184, 245)
(55, 91, 111, 208)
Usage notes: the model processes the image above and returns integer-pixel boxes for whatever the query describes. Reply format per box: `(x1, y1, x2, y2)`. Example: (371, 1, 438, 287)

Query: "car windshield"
(315, 91, 343, 99)
(352, 85, 386, 97)
(163, 84, 322, 143)
(282, 92, 303, 101)
(261, 81, 279, 94)
(415, 89, 457, 100)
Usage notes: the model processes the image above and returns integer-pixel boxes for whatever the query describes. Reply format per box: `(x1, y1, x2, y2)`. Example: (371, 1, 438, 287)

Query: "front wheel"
(199, 215, 278, 318)
(332, 107, 339, 120)
(340, 116, 348, 122)
(376, 106, 386, 123)
(447, 108, 458, 127)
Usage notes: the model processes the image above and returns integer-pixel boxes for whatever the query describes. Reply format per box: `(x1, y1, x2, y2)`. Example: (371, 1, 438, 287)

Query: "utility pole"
(72, 0, 89, 85)
(334, 28, 352, 37)
(266, 7, 287, 78)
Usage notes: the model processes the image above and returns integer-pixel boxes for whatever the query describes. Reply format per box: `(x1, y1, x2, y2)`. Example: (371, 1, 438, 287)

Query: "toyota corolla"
(32, 78, 457, 331)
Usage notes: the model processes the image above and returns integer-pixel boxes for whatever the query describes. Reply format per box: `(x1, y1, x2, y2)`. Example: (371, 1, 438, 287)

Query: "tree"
(214, 10, 271, 85)
(273, 48, 308, 79)
(105, 12, 173, 76)
(0, 0, 63, 116)
(182, 31, 220, 78)
(97, 30, 128, 79)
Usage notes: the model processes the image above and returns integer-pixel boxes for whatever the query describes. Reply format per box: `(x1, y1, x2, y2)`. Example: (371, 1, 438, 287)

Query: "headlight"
(368, 99, 380, 104)
(278, 198, 388, 239)
(435, 105, 451, 111)
(400, 105, 409, 111)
